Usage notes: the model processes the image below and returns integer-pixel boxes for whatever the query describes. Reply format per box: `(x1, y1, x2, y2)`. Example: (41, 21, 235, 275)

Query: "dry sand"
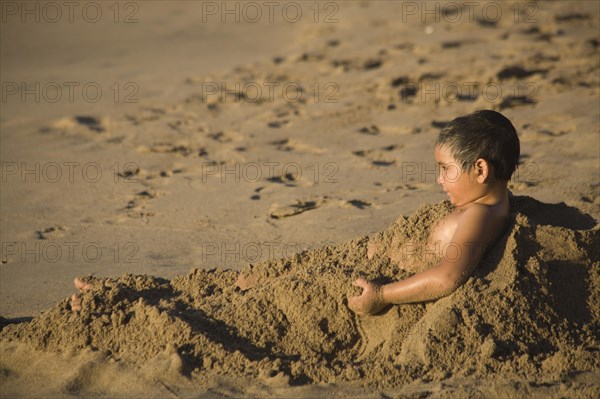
(2, 196, 599, 398)
(1, 0, 599, 397)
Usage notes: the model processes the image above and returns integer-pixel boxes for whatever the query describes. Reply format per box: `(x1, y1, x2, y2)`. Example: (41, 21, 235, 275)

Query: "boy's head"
(436, 110, 520, 181)
(434, 110, 520, 206)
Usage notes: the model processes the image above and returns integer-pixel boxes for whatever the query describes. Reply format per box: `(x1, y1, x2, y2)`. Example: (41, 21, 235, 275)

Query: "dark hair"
(435, 110, 520, 181)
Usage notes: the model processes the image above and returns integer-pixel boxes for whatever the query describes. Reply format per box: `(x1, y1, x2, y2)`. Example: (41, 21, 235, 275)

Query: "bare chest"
(426, 210, 463, 252)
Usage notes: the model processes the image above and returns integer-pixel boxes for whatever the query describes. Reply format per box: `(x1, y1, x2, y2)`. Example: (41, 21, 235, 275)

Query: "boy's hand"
(348, 278, 386, 315)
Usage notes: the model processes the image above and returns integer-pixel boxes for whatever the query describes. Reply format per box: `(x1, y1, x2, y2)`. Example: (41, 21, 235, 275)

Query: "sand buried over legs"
(1, 196, 599, 396)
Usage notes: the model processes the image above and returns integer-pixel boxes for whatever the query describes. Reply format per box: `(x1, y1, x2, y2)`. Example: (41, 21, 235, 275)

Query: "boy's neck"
(461, 181, 509, 209)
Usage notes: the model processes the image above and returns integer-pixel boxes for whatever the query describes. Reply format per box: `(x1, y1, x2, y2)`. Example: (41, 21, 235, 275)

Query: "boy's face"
(434, 145, 486, 207)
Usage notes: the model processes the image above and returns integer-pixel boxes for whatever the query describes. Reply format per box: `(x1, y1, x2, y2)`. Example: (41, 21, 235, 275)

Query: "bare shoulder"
(459, 203, 496, 221)
(455, 202, 509, 244)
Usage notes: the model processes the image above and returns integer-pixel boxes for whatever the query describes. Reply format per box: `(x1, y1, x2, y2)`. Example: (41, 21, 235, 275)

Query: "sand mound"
(1, 196, 598, 390)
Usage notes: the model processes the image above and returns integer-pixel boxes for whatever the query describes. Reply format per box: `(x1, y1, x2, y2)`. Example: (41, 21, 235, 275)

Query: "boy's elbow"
(437, 272, 467, 297)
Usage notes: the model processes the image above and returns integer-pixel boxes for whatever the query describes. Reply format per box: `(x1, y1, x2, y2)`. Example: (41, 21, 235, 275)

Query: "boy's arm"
(349, 205, 494, 315)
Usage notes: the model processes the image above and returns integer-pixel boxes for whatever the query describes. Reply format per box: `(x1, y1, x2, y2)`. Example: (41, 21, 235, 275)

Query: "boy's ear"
(474, 158, 489, 183)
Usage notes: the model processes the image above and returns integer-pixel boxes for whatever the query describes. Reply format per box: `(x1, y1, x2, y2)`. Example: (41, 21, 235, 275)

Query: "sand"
(1, 0, 599, 397)
(1, 195, 599, 398)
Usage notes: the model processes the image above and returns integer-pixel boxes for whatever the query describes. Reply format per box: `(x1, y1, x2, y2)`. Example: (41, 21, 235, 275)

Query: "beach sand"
(1, 1, 599, 397)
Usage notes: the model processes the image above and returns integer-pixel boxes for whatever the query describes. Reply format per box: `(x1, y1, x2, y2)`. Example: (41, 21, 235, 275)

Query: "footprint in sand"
(357, 125, 380, 135)
(270, 139, 294, 151)
(554, 12, 590, 23)
(441, 41, 464, 49)
(390, 76, 410, 88)
(344, 200, 371, 210)
(521, 26, 541, 35)
(36, 226, 67, 240)
(166, 118, 206, 134)
(207, 131, 232, 143)
(326, 39, 340, 48)
(268, 120, 290, 128)
(248, 186, 265, 201)
(266, 173, 299, 187)
(331, 58, 355, 72)
(106, 136, 126, 144)
(208, 130, 245, 145)
(431, 120, 451, 129)
(394, 42, 415, 51)
(391, 73, 451, 102)
(497, 65, 548, 80)
(137, 142, 209, 158)
(42, 115, 109, 134)
(476, 17, 498, 28)
(331, 56, 384, 73)
(498, 95, 537, 110)
(419, 72, 445, 81)
(272, 56, 286, 65)
(266, 105, 301, 129)
(125, 107, 167, 125)
(72, 116, 105, 133)
(519, 27, 560, 43)
(297, 51, 326, 62)
(353, 144, 402, 168)
(537, 129, 567, 137)
(274, 103, 304, 117)
(371, 160, 396, 167)
(152, 143, 196, 157)
(269, 138, 324, 154)
(123, 189, 162, 219)
(399, 85, 418, 102)
(158, 168, 185, 178)
(363, 59, 383, 70)
(269, 197, 328, 219)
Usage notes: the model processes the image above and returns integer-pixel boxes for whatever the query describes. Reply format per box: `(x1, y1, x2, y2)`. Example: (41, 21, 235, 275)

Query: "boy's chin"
(447, 195, 460, 206)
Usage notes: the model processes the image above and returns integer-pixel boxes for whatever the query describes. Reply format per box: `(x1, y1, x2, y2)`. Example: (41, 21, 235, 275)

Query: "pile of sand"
(1, 196, 598, 392)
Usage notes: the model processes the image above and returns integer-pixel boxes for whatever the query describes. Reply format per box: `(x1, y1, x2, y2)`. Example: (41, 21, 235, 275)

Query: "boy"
(71, 110, 520, 314)
(348, 109, 520, 315)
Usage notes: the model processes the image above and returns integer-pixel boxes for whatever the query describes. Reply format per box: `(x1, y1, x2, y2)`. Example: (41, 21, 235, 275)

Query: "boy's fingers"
(353, 278, 368, 288)
(347, 298, 364, 315)
(74, 277, 93, 292)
